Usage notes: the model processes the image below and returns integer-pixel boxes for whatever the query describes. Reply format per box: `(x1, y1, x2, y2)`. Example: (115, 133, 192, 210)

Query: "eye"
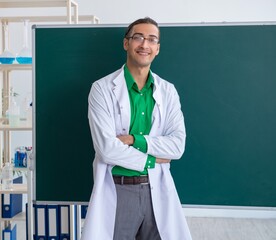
(148, 37, 158, 44)
(133, 35, 144, 41)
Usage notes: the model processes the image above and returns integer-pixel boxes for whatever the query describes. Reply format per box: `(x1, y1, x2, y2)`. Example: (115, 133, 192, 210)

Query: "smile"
(137, 51, 150, 56)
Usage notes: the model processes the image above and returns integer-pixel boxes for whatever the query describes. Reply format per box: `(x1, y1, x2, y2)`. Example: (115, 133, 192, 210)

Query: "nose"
(139, 38, 149, 47)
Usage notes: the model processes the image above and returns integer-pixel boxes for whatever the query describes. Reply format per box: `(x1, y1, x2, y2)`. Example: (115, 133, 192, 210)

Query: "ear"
(155, 43, 160, 56)
(123, 38, 129, 51)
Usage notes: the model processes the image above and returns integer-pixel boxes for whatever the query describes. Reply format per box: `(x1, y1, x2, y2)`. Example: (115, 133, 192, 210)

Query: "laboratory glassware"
(16, 20, 32, 64)
(0, 23, 16, 64)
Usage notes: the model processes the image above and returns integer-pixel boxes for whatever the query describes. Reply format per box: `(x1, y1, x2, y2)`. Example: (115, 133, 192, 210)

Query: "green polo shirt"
(112, 65, 156, 176)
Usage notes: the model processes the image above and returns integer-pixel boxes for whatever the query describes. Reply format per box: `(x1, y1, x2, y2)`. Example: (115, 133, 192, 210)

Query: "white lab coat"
(81, 66, 192, 240)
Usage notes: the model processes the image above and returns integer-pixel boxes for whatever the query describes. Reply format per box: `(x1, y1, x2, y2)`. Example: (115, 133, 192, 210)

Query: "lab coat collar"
(151, 71, 163, 129)
(112, 66, 131, 133)
(112, 66, 163, 132)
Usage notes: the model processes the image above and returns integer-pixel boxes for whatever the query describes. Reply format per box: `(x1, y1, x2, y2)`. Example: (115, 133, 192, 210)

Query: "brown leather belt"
(113, 175, 149, 185)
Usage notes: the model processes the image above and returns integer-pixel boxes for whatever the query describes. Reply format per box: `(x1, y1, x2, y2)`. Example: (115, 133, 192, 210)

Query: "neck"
(126, 63, 150, 90)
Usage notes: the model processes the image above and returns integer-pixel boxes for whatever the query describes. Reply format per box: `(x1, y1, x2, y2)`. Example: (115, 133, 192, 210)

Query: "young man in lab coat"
(81, 17, 192, 240)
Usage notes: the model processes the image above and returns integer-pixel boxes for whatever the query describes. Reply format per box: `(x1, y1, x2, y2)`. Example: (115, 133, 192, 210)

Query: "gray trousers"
(113, 183, 162, 240)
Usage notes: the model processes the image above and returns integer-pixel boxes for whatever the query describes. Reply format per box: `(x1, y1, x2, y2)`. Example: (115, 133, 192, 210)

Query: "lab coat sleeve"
(88, 81, 147, 171)
(144, 85, 186, 160)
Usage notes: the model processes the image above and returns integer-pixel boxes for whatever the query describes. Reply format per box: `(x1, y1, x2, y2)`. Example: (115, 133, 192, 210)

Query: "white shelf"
(14, 167, 28, 171)
(0, 0, 79, 24)
(0, 120, 32, 131)
(0, 125, 32, 131)
(0, 15, 99, 23)
(0, 0, 77, 8)
(0, 184, 27, 194)
(0, 2, 96, 240)
(0, 64, 32, 71)
(0, 212, 26, 221)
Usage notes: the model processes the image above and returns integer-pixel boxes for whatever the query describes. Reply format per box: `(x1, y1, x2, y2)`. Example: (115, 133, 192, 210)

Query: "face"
(124, 23, 160, 69)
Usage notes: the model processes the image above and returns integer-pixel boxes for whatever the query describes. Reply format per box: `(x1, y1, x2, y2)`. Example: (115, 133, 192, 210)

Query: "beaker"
(16, 20, 32, 64)
(0, 22, 16, 64)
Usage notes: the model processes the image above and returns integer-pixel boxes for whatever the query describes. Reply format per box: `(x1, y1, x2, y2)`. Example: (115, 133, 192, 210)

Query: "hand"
(156, 158, 171, 164)
(117, 135, 134, 146)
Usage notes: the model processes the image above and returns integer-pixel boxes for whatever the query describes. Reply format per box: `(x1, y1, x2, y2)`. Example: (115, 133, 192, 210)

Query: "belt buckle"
(140, 175, 149, 185)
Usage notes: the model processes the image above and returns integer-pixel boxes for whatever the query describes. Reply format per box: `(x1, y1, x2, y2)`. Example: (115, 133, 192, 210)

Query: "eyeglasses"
(126, 34, 159, 45)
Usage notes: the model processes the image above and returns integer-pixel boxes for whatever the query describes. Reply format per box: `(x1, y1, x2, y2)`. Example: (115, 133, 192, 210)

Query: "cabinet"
(0, 58, 32, 240)
(0, 1, 99, 239)
(0, 64, 32, 165)
(0, 61, 32, 240)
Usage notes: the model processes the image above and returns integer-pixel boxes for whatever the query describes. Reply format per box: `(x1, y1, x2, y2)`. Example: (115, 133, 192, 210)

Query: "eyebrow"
(133, 32, 159, 38)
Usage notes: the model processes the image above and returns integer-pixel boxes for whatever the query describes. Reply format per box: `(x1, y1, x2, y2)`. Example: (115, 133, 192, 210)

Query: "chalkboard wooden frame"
(33, 23, 276, 206)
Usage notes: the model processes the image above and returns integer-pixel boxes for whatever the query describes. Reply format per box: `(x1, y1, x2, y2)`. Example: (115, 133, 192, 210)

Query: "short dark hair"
(125, 17, 160, 39)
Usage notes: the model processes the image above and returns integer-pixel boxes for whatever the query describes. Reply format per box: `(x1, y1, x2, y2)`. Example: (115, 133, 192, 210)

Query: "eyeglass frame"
(125, 33, 160, 45)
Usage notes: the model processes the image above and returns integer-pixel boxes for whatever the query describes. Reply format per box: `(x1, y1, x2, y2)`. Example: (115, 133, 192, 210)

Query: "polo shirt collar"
(124, 64, 154, 91)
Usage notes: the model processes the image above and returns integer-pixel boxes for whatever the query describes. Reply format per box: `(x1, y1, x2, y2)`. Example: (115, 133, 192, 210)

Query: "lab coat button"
(142, 112, 145, 115)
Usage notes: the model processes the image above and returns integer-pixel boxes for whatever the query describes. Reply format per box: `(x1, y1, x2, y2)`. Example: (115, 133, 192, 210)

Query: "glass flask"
(5, 87, 20, 127)
(0, 23, 16, 64)
(1, 162, 13, 190)
(16, 20, 32, 64)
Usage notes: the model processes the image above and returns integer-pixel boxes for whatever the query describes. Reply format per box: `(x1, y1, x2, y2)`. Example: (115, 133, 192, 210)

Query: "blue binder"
(47, 205, 59, 240)
(25, 203, 36, 240)
(59, 205, 70, 240)
(1, 176, 23, 218)
(25, 203, 29, 240)
(34, 204, 47, 240)
(2, 224, 17, 240)
(81, 205, 88, 219)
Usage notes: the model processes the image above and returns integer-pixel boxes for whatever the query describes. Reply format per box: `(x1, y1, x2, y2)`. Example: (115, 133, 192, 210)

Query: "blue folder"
(81, 205, 88, 219)
(59, 205, 70, 240)
(47, 205, 59, 240)
(2, 224, 17, 240)
(25, 203, 29, 240)
(31, 204, 78, 240)
(34, 204, 47, 240)
(1, 176, 23, 218)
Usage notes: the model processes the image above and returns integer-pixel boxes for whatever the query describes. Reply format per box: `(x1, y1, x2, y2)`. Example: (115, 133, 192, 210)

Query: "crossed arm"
(89, 81, 184, 171)
(117, 135, 171, 164)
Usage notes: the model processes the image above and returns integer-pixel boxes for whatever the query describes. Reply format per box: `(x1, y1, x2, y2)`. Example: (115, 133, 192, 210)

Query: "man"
(81, 17, 192, 240)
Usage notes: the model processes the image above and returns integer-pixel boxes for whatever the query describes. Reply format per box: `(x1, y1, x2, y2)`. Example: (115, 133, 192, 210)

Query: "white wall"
(2, 0, 276, 61)
(1, 0, 276, 23)
(76, 0, 276, 23)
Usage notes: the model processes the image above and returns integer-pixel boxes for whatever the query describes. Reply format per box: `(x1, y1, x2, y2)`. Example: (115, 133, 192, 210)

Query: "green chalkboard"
(34, 23, 276, 206)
